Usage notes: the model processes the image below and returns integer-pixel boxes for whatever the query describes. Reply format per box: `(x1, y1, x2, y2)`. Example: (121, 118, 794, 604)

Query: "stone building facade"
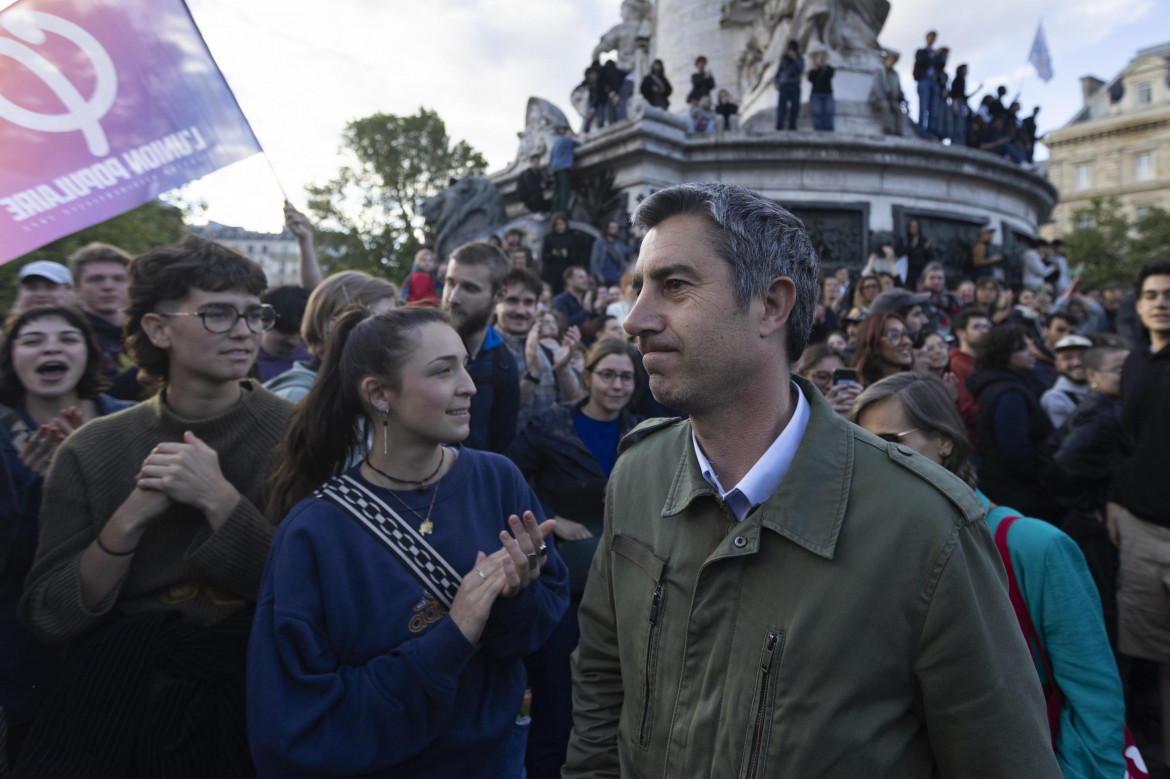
(188, 222, 301, 288)
(1045, 42, 1170, 235)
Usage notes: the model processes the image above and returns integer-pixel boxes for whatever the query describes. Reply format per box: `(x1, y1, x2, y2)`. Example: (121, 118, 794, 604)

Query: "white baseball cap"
(19, 260, 73, 286)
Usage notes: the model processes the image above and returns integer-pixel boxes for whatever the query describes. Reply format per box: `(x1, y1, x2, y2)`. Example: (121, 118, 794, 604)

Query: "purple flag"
(0, 0, 262, 265)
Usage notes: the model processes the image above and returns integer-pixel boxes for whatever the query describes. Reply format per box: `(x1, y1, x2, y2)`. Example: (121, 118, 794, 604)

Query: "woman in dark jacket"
(0, 306, 133, 766)
(540, 212, 580, 295)
(506, 338, 644, 779)
(967, 323, 1058, 522)
(640, 59, 672, 109)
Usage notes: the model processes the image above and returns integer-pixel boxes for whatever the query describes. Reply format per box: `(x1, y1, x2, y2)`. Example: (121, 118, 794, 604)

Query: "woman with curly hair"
(852, 311, 913, 386)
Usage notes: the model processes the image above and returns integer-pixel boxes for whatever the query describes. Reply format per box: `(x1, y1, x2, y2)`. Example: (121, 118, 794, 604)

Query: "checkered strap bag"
(315, 474, 462, 609)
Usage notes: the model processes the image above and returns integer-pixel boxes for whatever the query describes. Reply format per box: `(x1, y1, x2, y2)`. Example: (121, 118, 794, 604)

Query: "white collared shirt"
(692, 382, 811, 522)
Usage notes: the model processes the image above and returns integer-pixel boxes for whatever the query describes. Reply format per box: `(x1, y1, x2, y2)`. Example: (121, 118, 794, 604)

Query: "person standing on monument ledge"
(562, 182, 1059, 778)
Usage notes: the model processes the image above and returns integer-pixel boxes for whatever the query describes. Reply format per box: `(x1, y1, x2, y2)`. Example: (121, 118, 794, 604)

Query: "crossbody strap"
(993, 515, 1064, 741)
(315, 474, 462, 609)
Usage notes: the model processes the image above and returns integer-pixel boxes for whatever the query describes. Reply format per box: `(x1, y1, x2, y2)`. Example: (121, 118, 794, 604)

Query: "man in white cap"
(14, 261, 74, 313)
(1040, 333, 1093, 428)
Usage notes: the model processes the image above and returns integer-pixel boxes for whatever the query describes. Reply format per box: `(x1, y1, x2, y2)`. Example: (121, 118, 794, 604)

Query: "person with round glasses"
(17, 236, 293, 776)
(505, 338, 644, 776)
(852, 311, 913, 386)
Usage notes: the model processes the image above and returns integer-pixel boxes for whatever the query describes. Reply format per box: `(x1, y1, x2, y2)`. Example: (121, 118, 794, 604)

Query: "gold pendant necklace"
(365, 450, 443, 535)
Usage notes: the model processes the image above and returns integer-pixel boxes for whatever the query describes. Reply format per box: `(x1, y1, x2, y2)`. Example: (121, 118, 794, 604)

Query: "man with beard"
(495, 268, 583, 433)
(949, 305, 991, 444)
(442, 241, 520, 452)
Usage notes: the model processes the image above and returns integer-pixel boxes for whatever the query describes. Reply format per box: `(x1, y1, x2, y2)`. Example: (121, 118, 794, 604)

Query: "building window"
(1074, 212, 1092, 230)
(1136, 206, 1150, 220)
(1137, 82, 1152, 105)
(1135, 153, 1154, 182)
(1074, 164, 1091, 191)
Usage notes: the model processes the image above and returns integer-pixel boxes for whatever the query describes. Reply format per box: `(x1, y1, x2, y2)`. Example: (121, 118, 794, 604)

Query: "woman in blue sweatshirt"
(248, 307, 568, 778)
(851, 373, 1126, 779)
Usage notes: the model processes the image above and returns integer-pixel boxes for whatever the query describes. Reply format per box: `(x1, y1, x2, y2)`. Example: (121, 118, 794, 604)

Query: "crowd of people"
(571, 36, 1042, 170)
(1, 183, 1165, 778)
(913, 30, 1044, 164)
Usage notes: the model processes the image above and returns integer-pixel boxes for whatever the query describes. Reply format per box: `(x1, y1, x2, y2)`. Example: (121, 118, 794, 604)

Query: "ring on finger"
(538, 543, 548, 559)
(476, 567, 486, 579)
(526, 553, 539, 572)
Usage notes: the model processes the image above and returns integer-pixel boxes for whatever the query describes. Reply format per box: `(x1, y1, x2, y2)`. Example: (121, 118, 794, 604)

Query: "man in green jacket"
(563, 183, 1060, 778)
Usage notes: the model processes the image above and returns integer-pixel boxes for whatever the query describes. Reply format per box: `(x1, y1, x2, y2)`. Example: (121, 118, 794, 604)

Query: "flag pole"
(262, 152, 290, 203)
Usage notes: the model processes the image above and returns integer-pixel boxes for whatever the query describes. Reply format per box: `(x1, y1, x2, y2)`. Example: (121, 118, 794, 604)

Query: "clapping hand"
(137, 431, 240, 524)
(489, 511, 557, 598)
(19, 407, 85, 476)
(553, 326, 581, 371)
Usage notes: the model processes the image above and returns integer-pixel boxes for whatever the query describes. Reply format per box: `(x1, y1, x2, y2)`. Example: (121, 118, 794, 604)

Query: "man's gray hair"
(632, 182, 819, 359)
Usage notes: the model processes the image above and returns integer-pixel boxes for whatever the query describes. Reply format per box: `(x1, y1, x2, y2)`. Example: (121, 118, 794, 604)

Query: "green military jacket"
(564, 376, 1060, 778)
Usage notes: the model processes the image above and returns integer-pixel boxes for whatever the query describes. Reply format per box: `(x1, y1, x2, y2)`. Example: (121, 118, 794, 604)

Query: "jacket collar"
(660, 374, 850, 559)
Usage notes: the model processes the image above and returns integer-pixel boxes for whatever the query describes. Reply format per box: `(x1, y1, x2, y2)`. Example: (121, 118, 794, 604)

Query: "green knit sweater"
(19, 381, 292, 646)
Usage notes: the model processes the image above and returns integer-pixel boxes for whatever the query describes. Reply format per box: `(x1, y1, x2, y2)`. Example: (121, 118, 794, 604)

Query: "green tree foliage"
(1, 199, 186, 313)
(1065, 197, 1170, 288)
(306, 108, 488, 281)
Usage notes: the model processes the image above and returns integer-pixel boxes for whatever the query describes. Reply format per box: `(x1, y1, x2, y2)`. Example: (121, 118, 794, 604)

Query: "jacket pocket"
(745, 630, 784, 779)
(611, 534, 667, 749)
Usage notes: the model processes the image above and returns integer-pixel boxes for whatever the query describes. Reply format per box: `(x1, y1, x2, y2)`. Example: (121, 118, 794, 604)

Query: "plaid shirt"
(500, 330, 567, 431)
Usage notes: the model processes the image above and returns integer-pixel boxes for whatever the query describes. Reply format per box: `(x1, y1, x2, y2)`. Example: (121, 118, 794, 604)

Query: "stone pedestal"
(491, 108, 1056, 277)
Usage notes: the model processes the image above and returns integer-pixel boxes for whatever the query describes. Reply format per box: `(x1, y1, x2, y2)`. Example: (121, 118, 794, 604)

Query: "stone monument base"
(492, 108, 1056, 278)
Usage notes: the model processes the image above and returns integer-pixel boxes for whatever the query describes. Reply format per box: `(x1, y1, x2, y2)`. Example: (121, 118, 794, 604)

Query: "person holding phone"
(797, 343, 858, 415)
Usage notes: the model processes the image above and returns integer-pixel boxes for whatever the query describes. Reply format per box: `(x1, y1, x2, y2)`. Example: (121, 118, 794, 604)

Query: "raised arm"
(284, 201, 322, 291)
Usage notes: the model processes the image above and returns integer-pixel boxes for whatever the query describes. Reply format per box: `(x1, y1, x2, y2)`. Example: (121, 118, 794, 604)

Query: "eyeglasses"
(591, 369, 636, 384)
(160, 303, 276, 334)
(810, 371, 834, 383)
(969, 322, 991, 332)
(876, 428, 920, 443)
(880, 329, 910, 343)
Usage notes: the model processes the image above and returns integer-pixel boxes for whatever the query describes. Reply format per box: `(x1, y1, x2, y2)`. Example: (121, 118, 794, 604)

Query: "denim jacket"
(565, 376, 1060, 778)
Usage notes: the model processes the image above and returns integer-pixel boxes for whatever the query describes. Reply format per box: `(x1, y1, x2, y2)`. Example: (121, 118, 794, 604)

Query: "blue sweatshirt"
(980, 493, 1126, 779)
(247, 448, 569, 777)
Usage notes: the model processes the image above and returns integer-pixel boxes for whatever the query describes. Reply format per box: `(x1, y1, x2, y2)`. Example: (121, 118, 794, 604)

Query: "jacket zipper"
(746, 631, 780, 779)
(637, 583, 664, 747)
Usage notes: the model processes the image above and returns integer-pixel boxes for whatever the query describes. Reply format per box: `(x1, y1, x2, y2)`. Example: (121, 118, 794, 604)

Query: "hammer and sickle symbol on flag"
(0, 10, 117, 157)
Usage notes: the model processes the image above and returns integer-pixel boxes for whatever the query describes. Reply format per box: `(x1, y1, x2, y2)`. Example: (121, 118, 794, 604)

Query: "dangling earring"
(380, 406, 389, 454)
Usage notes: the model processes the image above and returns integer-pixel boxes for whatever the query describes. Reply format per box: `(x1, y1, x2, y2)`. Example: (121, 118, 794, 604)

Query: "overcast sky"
(4, 0, 1166, 234)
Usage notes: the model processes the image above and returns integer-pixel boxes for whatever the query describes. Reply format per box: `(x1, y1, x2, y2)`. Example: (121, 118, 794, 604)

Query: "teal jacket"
(565, 376, 1060, 778)
(982, 494, 1126, 779)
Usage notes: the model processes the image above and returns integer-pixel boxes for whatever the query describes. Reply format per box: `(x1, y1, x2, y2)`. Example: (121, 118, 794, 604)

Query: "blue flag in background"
(1028, 22, 1054, 82)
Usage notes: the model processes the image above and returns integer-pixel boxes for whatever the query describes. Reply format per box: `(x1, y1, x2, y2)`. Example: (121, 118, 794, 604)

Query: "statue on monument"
(576, 0, 654, 121)
(422, 176, 507, 260)
(591, 0, 654, 74)
(514, 97, 572, 167)
(724, 0, 889, 120)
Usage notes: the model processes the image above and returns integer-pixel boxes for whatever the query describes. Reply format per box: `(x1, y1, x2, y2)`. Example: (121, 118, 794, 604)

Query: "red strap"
(993, 516, 1064, 743)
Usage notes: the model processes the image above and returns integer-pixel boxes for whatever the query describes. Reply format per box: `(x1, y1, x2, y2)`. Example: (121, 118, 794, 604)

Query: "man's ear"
(139, 312, 171, 351)
(760, 276, 797, 339)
